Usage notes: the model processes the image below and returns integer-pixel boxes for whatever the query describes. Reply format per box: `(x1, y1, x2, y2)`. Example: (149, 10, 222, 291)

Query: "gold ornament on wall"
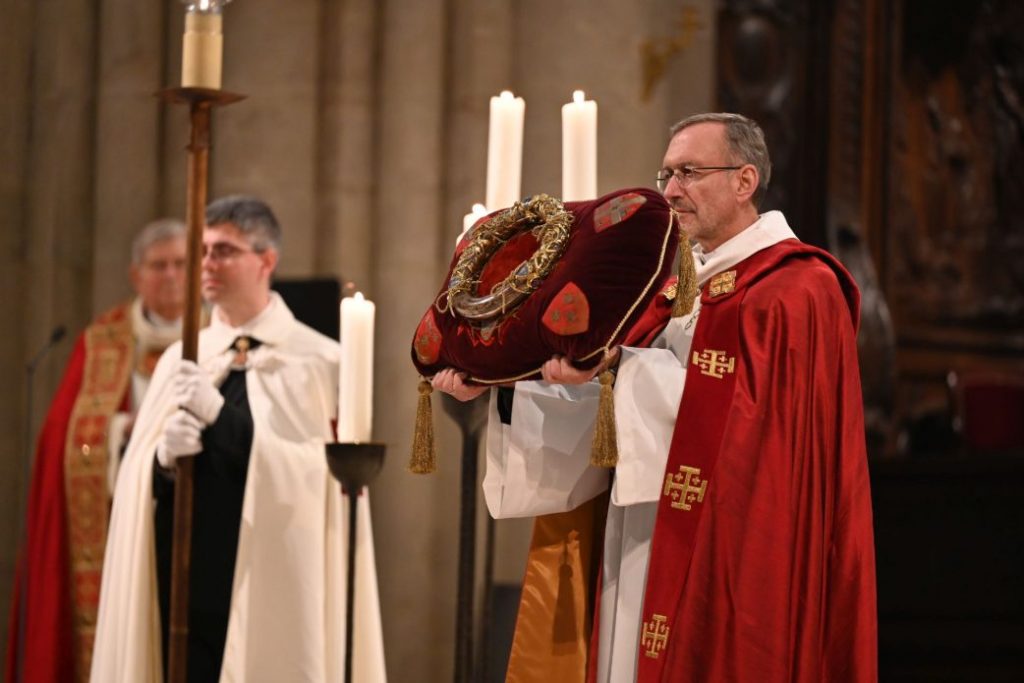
(640, 6, 704, 102)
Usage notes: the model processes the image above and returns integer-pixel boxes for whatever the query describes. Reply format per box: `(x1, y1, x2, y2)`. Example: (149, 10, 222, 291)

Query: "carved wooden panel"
(720, 0, 901, 453)
(717, 0, 1024, 452)
(826, 0, 899, 455)
(887, 0, 1024, 342)
(884, 0, 1024, 440)
(716, 0, 831, 246)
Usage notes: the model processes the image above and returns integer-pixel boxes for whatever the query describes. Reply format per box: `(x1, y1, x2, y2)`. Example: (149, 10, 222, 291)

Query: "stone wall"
(0, 0, 714, 678)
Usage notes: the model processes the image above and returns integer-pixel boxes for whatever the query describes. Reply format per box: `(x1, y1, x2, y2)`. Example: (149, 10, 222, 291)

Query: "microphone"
(26, 325, 67, 374)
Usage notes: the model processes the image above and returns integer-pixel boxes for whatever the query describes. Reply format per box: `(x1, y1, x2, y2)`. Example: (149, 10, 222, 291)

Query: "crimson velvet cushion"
(411, 187, 678, 383)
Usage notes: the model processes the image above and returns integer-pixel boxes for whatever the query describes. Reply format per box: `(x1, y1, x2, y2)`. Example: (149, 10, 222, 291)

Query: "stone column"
(370, 0, 454, 676)
(0, 0, 39, 655)
(211, 0, 321, 276)
(4, 0, 101, 657)
(92, 0, 167, 311)
(313, 0, 379, 288)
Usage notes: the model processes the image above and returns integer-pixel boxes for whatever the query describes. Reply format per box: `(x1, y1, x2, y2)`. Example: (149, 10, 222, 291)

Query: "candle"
(485, 90, 525, 211)
(457, 203, 489, 247)
(561, 90, 598, 201)
(181, 0, 226, 89)
(338, 292, 375, 443)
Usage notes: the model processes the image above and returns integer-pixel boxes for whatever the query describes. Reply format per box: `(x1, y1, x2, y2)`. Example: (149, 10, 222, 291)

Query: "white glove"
(156, 409, 204, 469)
(174, 360, 225, 425)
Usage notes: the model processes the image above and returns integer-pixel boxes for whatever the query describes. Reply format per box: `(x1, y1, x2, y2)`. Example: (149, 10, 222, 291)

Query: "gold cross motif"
(641, 614, 670, 659)
(661, 282, 678, 301)
(663, 465, 707, 511)
(708, 269, 736, 297)
(692, 349, 735, 379)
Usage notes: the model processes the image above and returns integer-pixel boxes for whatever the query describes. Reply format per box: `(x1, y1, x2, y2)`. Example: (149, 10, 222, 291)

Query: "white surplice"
(482, 211, 798, 682)
(91, 293, 387, 683)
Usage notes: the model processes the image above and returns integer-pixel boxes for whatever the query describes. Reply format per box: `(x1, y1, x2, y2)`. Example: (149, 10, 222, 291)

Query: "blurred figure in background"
(7, 218, 188, 683)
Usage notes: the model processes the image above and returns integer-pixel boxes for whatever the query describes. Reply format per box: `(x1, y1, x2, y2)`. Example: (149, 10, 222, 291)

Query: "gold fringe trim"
(590, 369, 618, 468)
(409, 379, 437, 473)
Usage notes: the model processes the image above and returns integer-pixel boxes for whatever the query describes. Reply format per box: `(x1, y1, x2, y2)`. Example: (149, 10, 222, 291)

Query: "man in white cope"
(434, 113, 876, 683)
(91, 196, 387, 683)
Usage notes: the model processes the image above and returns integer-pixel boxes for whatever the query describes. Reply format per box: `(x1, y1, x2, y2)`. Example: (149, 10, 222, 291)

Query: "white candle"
(181, 1, 224, 89)
(561, 90, 598, 201)
(485, 90, 525, 211)
(457, 203, 489, 247)
(338, 292, 375, 443)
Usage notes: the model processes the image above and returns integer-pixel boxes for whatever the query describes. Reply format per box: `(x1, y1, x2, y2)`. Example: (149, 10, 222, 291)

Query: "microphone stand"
(23, 327, 67, 491)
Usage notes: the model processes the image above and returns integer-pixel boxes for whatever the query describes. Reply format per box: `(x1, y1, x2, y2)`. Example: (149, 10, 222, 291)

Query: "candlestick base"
(324, 441, 385, 683)
(156, 86, 246, 107)
(324, 442, 386, 491)
(439, 392, 488, 682)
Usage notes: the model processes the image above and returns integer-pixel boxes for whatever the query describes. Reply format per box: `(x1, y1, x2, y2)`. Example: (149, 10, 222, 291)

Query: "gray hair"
(131, 218, 186, 265)
(669, 112, 772, 207)
(205, 195, 282, 252)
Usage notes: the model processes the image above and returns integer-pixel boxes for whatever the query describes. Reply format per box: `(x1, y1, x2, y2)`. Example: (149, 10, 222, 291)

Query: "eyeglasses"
(656, 165, 742, 192)
(202, 242, 259, 263)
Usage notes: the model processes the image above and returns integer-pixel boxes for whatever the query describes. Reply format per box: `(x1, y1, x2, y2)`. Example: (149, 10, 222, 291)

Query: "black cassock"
(154, 340, 258, 683)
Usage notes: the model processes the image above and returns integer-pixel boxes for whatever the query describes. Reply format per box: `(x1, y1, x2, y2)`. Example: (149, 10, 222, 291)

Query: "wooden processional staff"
(159, 1, 243, 680)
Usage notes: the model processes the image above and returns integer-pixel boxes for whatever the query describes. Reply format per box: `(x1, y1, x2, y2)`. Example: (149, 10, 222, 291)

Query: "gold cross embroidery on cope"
(663, 465, 707, 511)
(708, 269, 736, 297)
(641, 614, 670, 659)
(692, 349, 735, 379)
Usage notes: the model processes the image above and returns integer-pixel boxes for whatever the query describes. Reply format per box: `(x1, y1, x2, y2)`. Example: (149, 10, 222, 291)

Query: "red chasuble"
(628, 240, 877, 682)
(6, 304, 135, 683)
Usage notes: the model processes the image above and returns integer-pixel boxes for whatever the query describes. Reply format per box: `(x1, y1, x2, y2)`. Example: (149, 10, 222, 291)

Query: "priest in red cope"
(7, 219, 187, 683)
(436, 113, 877, 682)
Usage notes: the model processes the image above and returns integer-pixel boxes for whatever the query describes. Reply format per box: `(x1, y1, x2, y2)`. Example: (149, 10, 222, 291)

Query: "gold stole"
(63, 303, 133, 681)
(504, 493, 608, 683)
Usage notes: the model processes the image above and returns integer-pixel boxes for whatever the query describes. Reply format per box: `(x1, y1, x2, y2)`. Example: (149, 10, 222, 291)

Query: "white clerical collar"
(145, 309, 179, 328)
(206, 291, 295, 351)
(131, 297, 183, 351)
(692, 210, 797, 286)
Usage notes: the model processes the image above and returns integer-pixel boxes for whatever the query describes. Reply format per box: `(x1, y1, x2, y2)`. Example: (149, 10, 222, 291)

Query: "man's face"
(661, 122, 745, 249)
(201, 222, 275, 307)
(131, 237, 187, 320)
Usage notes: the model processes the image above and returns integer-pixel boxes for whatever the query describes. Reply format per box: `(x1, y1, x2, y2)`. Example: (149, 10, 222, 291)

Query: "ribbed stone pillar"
(370, 0, 455, 677)
(0, 0, 38, 654)
(92, 1, 166, 311)
(313, 0, 378, 288)
(4, 0, 101, 657)
(211, 0, 321, 276)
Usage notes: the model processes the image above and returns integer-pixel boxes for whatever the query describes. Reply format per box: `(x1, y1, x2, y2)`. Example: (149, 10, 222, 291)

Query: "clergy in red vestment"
(6, 219, 188, 683)
(435, 113, 877, 682)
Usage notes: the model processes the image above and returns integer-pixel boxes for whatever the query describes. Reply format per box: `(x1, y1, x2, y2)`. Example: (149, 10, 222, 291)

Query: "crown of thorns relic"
(411, 187, 681, 384)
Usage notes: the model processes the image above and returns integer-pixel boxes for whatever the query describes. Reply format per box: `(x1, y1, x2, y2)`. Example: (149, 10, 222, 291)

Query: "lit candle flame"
(573, 90, 585, 103)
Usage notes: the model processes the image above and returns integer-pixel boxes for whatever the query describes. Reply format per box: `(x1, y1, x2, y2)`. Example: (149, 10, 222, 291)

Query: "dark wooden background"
(716, 0, 1024, 679)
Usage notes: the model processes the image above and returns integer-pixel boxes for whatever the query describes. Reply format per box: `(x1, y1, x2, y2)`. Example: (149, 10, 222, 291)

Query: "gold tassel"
(590, 369, 618, 468)
(673, 230, 699, 318)
(409, 379, 437, 474)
